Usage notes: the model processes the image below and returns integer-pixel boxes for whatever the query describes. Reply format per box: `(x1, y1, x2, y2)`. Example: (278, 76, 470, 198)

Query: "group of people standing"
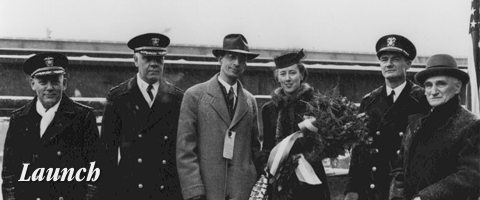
(1, 32, 479, 200)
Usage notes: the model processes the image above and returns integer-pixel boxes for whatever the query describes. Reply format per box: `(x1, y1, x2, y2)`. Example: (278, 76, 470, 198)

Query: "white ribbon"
(268, 132, 303, 175)
(295, 154, 322, 185)
(267, 127, 322, 185)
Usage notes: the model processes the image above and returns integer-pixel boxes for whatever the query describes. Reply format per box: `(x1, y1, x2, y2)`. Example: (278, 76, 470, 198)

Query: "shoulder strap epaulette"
(107, 80, 130, 100)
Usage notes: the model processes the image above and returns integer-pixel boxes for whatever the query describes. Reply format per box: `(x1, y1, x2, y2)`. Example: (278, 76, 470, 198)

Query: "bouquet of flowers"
(249, 91, 368, 200)
(270, 91, 369, 199)
(301, 91, 369, 159)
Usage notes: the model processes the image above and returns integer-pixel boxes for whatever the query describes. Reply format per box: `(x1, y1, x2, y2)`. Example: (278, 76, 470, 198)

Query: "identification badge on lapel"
(223, 130, 236, 160)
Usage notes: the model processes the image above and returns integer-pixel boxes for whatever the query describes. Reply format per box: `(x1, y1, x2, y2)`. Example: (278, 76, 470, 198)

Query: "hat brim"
(212, 49, 259, 60)
(415, 67, 470, 85)
(32, 67, 66, 77)
(376, 47, 412, 60)
(33, 71, 65, 77)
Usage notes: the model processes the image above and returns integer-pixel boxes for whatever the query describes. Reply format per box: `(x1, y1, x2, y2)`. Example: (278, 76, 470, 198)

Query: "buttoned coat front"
(100, 76, 184, 200)
(176, 74, 261, 200)
(345, 81, 429, 200)
(1, 95, 101, 200)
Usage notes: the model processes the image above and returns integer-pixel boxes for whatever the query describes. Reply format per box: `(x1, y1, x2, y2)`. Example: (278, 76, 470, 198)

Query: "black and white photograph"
(0, 0, 479, 200)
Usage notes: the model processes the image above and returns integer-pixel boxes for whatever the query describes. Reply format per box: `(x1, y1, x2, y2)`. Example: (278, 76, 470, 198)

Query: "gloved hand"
(298, 116, 317, 132)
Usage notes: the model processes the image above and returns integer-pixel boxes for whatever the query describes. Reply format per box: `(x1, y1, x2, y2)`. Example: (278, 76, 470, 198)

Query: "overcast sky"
(0, 0, 472, 57)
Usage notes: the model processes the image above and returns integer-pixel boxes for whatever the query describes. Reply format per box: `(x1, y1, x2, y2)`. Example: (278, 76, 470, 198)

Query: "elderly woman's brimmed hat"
(415, 54, 469, 85)
(212, 34, 259, 61)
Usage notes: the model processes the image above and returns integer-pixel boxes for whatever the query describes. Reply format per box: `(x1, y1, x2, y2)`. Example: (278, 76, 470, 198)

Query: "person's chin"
(385, 74, 403, 80)
(227, 72, 240, 79)
(283, 87, 296, 94)
(428, 99, 443, 107)
(146, 76, 160, 83)
(42, 98, 60, 107)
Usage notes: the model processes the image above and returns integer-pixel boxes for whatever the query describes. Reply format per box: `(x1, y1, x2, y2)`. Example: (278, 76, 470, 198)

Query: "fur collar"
(271, 83, 314, 107)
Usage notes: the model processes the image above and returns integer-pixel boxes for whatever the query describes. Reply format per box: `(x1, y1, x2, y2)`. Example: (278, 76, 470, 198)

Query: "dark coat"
(176, 74, 261, 200)
(345, 81, 429, 200)
(390, 97, 480, 200)
(261, 84, 315, 152)
(1, 95, 101, 200)
(100, 76, 184, 200)
(261, 84, 330, 200)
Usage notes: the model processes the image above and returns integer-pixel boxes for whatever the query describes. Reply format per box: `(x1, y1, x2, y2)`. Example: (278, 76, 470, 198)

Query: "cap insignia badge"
(151, 38, 160, 46)
(44, 57, 54, 67)
(387, 37, 397, 47)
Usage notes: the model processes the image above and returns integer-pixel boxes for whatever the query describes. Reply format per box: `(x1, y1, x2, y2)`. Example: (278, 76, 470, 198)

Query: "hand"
(412, 197, 421, 200)
(298, 116, 318, 132)
(344, 192, 359, 200)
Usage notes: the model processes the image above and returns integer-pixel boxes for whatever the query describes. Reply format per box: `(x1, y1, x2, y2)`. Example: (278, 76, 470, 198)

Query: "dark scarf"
(416, 95, 460, 142)
(271, 83, 314, 143)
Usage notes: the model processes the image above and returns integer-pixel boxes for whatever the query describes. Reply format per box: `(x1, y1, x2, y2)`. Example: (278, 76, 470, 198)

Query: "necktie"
(147, 84, 154, 101)
(388, 90, 395, 106)
(227, 87, 235, 118)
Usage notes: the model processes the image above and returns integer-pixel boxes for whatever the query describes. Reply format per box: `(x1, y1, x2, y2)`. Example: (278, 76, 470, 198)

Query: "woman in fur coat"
(260, 50, 331, 200)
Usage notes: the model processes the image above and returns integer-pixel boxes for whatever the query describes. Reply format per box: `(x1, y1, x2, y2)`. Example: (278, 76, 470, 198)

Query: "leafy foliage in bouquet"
(301, 91, 369, 159)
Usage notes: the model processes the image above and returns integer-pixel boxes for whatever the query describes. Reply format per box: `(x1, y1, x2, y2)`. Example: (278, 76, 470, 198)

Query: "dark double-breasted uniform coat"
(390, 97, 480, 200)
(2, 94, 101, 200)
(100, 76, 183, 200)
(345, 81, 429, 200)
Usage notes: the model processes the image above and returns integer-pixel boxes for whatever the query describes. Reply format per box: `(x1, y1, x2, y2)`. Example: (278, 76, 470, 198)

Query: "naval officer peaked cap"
(128, 33, 170, 56)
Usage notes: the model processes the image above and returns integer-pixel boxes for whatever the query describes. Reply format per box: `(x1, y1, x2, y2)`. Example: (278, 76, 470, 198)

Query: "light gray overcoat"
(177, 74, 261, 200)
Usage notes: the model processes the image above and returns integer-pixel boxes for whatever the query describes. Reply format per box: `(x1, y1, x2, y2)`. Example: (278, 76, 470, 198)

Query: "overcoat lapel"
(17, 98, 41, 142)
(206, 75, 231, 126)
(40, 95, 75, 144)
(126, 77, 151, 129)
(229, 82, 248, 129)
(383, 81, 413, 122)
(145, 82, 175, 129)
(368, 85, 390, 121)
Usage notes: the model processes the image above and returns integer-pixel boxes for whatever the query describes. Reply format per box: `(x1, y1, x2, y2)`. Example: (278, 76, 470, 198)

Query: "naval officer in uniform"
(100, 33, 184, 200)
(344, 34, 430, 200)
(2, 53, 102, 200)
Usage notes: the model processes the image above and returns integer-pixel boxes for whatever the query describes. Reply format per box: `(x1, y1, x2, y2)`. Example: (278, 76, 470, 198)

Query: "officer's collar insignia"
(387, 37, 397, 47)
(151, 38, 160, 46)
(44, 57, 54, 67)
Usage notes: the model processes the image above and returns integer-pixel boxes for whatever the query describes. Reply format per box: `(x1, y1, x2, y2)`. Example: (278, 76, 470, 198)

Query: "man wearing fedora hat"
(390, 54, 480, 200)
(176, 33, 261, 200)
(345, 34, 430, 200)
(100, 33, 184, 199)
(2, 53, 102, 200)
